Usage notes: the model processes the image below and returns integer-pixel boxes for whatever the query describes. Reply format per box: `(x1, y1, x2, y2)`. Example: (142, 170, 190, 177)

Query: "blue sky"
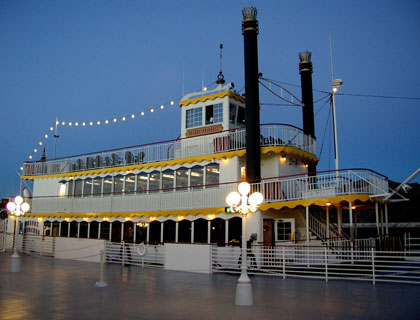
(1, 1, 419, 198)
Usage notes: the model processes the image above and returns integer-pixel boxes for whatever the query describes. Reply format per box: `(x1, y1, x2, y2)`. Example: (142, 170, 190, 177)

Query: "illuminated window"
(103, 176, 113, 195)
(59, 183, 66, 197)
(136, 172, 148, 193)
(176, 167, 188, 190)
(206, 163, 219, 186)
(162, 169, 175, 191)
(190, 166, 204, 189)
(114, 175, 124, 194)
(125, 174, 135, 193)
(186, 107, 202, 128)
(83, 178, 92, 197)
(149, 171, 161, 192)
(92, 177, 102, 196)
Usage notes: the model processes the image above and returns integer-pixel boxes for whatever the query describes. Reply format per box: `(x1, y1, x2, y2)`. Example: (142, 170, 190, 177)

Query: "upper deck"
(22, 123, 317, 178)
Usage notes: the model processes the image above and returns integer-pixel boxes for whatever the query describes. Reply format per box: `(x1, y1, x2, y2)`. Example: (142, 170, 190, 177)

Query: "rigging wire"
(317, 100, 332, 162)
(336, 92, 420, 100)
(315, 95, 332, 117)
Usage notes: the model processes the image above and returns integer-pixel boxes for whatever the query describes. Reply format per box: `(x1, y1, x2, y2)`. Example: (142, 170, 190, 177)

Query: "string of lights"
(23, 98, 179, 167)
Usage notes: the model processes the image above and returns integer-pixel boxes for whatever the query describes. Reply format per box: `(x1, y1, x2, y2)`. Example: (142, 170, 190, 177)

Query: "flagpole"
(54, 116, 59, 159)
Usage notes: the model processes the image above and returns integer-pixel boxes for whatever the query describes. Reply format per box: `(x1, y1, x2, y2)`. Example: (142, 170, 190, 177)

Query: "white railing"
(105, 241, 164, 268)
(211, 244, 420, 284)
(21, 234, 55, 257)
(30, 169, 388, 214)
(23, 124, 316, 176)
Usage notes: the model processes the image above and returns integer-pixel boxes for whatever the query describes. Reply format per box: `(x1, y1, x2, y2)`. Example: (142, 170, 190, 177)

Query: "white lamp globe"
(238, 182, 251, 196)
(21, 202, 30, 213)
(6, 201, 16, 212)
(249, 192, 264, 207)
(14, 196, 23, 205)
(226, 191, 241, 207)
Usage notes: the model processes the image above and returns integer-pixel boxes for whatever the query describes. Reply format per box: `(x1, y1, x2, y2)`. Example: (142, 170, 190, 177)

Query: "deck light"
(131, 114, 135, 119)
(34, 149, 37, 153)
(50, 127, 54, 131)
(170, 101, 174, 106)
(7, 195, 30, 272)
(150, 108, 154, 113)
(39, 142, 43, 146)
(62, 121, 66, 126)
(326, 202, 332, 206)
(97, 121, 101, 125)
(82, 122, 86, 126)
(160, 105, 164, 109)
(44, 134, 48, 139)
(113, 118, 117, 123)
(89, 122, 93, 126)
(75, 122, 79, 126)
(29, 155, 32, 159)
(105, 120, 109, 124)
(69, 122, 72, 126)
(226, 180, 263, 307)
(122, 116, 126, 121)
(141, 112, 145, 116)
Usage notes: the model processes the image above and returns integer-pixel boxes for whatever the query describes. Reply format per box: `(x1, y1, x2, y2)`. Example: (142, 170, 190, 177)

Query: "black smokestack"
(299, 51, 316, 174)
(242, 7, 261, 182)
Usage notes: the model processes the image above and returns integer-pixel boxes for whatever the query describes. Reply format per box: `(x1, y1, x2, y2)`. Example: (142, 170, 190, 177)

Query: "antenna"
(216, 44, 225, 84)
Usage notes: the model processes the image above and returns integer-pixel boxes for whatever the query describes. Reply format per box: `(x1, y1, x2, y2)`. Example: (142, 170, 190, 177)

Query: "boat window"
(228, 217, 242, 246)
(276, 220, 293, 241)
(193, 219, 208, 243)
(74, 179, 83, 197)
(205, 103, 223, 125)
(149, 171, 161, 192)
(60, 221, 69, 237)
(162, 169, 175, 191)
(83, 178, 92, 197)
(206, 163, 219, 186)
(92, 177, 102, 196)
(237, 106, 245, 125)
(103, 176, 113, 195)
(125, 174, 135, 194)
(136, 172, 148, 193)
(176, 167, 188, 190)
(114, 175, 124, 195)
(90, 221, 99, 239)
(186, 107, 202, 128)
(190, 165, 203, 189)
(100, 221, 110, 239)
(68, 180, 74, 197)
(178, 220, 192, 243)
(211, 218, 226, 246)
(229, 103, 236, 124)
(163, 220, 176, 242)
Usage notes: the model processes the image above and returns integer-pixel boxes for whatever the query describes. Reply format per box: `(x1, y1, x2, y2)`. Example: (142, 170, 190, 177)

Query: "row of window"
(37, 218, 293, 244)
(185, 103, 245, 129)
(40, 218, 243, 246)
(65, 163, 219, 197)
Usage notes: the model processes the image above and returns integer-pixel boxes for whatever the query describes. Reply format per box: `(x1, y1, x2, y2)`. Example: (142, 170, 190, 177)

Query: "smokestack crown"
(242, 7, 258, 34)
(299, 51, 313, 74)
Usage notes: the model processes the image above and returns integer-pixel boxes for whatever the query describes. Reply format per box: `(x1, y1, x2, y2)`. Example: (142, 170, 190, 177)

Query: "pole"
(235, 212, 253, 306)
(10, 216, 21, 272)
(95, 249, 109, 287)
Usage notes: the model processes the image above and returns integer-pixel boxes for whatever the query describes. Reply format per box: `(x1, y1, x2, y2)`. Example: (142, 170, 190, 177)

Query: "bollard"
(95, 249, 109, 288)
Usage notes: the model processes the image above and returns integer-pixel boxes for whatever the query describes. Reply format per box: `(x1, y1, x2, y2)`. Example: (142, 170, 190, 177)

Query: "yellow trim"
(260, 194, 373, 211)
(180, 91, 245, 107)
(21, 145, 317, 181)
(26, 207, 225, 220)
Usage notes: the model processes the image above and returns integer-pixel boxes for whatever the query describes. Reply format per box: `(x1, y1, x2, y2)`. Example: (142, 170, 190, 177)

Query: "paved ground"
(0, 252, 419, 320)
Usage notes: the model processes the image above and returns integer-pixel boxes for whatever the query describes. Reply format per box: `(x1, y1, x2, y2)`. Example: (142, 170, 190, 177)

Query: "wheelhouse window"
(229, 103, 237, 124)
(68, 180, 74, 197)
(205, 103, 223, 125)
(237, 106, 245, 125)
(125, 174, 135, 194)
(186, 107, 202, 128)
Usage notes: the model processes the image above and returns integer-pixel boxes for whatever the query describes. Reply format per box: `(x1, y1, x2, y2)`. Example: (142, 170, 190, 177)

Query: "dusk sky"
(1, 1, 419, 199)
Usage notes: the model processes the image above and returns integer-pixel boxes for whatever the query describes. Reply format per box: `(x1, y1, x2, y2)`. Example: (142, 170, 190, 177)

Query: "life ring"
(136, 243, 147, 257)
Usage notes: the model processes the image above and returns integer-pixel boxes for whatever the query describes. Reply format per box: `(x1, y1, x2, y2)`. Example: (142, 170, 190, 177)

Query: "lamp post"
(226, 182, 263, 306)
(6, 196, 30, 272)
(331, 79, 343, 172)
